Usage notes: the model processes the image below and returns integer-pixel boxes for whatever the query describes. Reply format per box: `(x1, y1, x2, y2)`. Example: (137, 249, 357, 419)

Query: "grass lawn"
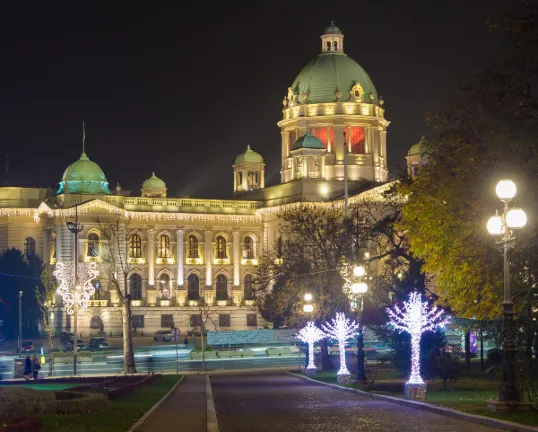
(0, 383, 82, 391)
(306, 365, 538, 427)
(40, 375, 181, 432)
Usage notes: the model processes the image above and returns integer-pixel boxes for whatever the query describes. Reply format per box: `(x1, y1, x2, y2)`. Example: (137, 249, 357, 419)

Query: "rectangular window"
(132, 315, 144, 329)
(246, 314, 258, 327)
(348, 126, 365, 154)
(190, 314, 202, 327)
(309, 127, 328, 147)
(161, 314, 174, 329)
(219, 314, 231, 328)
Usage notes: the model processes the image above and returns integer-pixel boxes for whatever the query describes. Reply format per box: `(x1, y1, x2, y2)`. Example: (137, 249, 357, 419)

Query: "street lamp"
(18, 291, 22, 357)
(487, 179, 526, 406)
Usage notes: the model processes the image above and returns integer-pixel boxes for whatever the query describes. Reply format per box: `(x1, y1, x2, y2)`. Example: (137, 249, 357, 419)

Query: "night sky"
(0, 1, 508, 199)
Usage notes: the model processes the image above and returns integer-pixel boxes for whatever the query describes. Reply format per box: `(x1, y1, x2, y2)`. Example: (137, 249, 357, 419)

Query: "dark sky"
(0, 1, 508, 198)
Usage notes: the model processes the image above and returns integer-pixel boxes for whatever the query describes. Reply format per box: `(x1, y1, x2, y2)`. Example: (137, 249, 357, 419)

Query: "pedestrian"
(24, 355, 31, 380)
(184, 336, 188, 346)
(32, 354, 40, 380)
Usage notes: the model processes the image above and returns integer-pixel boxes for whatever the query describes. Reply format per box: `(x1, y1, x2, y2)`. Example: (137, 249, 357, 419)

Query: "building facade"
(0, 23, 417, 336)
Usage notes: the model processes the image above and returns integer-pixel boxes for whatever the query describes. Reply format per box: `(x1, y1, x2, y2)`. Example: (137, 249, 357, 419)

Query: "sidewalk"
(134, 375, 206, 432)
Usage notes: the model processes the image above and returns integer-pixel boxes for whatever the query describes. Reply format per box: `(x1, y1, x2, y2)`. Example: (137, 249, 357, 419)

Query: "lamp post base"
(487, 400, 533, 412)
(404, 383, 427, 401)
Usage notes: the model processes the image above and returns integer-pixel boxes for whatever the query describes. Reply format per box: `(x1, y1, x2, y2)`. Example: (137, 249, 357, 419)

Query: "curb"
(288, 373, 538, 432)
(127, 375, 184, 432)
(206, 375, 219, 432)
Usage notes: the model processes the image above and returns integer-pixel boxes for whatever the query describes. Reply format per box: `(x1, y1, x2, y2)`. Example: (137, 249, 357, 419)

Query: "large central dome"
(290, 23, 378, 104)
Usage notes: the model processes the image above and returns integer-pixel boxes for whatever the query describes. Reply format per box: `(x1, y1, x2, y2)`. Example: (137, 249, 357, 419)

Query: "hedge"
(51, 351, 92, 358)
(50, 391, 108, 414)
(106, 375, 158, 400)
(0, 417, 42, 432)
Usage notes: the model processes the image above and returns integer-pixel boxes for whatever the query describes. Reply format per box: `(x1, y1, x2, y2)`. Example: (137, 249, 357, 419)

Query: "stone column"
(260, 170, 265, 188)
(176, 227, 184, 286)
(232, 229, 240, 287)
(204, 229, 213, 286)
(147, 228, 155, 287)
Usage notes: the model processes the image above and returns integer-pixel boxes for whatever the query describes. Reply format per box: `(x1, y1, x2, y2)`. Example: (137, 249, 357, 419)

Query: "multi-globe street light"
(487, 179, 527, 405)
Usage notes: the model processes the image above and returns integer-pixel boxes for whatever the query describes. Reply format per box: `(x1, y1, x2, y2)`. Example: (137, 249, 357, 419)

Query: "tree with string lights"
(386, 292, 449, 400)
(297, 322, 326, 374)
(322, 312, 360, 383)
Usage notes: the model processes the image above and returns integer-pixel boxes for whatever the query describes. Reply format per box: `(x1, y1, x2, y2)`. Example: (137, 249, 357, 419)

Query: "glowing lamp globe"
(506, 208, 527, 229)
(496, 179, 517, 200)
(304, 293, 313, 302)
(303, 304, 314, 313)
(364, 252, 370, 259)
(319, 184, 329, 196)
(351, 282, 368, 294)
(487, 215, 503, 235)
(353, 265, 366, 277)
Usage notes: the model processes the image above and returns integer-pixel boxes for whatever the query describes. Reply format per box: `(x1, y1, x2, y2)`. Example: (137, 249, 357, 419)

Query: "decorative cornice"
(0, 208, 36, 218)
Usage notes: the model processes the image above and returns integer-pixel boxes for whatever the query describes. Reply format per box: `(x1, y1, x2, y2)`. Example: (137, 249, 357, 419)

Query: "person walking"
(32, 354, 40, 380)
(24, 355, 31, 380)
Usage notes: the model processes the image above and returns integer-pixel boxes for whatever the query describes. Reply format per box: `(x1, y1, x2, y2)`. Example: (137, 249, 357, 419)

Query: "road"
(211, 373, 503, 432)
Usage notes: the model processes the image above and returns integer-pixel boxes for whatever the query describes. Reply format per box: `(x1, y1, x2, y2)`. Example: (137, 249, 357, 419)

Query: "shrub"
(0, 387, 53, 418)
(51, 391, 108, 414)
(0, 417, 43, 432)
(487, 348, 502, 365)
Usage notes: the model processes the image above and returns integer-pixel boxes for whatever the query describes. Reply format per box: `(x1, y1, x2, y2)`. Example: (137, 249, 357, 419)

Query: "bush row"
(106, 375, 158, 400)
(52, 351, 92, 358)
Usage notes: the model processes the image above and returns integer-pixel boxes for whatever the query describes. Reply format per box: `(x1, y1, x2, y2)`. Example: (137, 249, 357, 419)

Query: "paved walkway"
(135, 375, 206, 432)
(211, 373, 504, 432)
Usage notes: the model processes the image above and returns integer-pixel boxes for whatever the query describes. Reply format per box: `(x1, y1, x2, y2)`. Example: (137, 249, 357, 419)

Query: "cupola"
(321, 20, 344, 54)
(141, 172, 167, 198)
(57, 152, 110, 195)
(233, 146, 265, 193)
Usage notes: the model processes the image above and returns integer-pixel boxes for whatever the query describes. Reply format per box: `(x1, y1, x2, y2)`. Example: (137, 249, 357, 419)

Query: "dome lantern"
(321, 20, 344, 54)
(141, 172, 167, 198)
(233, 146, 265, 194)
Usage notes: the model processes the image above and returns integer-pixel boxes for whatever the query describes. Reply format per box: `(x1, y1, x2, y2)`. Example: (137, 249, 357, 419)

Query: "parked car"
(60, 332, 75, 343)
(89, 337, 110, 349)
(21, 341, 34, 352)
(154, 330, 172, 342)
(68, 339, 88, 350)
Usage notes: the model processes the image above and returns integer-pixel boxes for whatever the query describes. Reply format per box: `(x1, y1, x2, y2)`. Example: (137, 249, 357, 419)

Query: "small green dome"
(324, 20, 342, 34)
(408, 136, 429, 156)
(234, 146, 264, 164)
(142, 172, 166, 190)
(290, 52, 377, 104)
(57, 152, 110, 195)
(292, 132, 325, 150)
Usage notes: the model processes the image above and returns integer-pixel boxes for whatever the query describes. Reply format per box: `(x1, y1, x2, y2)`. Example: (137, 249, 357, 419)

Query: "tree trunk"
(319, 338, 331, 371)
(464, 331, 471, 369)
(480, 328, 484, 372)
(122, 297, 136, 373)
(201, 327, 205, 372)
(48, 330, 53, 377)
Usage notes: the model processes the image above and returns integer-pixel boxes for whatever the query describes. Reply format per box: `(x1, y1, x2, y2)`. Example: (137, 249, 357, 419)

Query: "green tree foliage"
(398, 1, 538, 319)
(0, 248, 43, 338)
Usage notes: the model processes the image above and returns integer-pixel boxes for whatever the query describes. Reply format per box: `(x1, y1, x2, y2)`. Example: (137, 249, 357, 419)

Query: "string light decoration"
(386, 292, 449, 399)
(53, 261, 99, 315)
(296, 322, 326, 372)
(322, 312, 360, 383)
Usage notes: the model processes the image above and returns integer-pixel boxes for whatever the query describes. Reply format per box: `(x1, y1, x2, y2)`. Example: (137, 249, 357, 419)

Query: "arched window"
(187, 274, 200, 300)
(24, 237, 35, 257)
(158, 235, 171, 258)
(326, 41, 331, 50)
(244, 274, 256, 301)
(130, 274, 142, 300)
(159, 273, 170, 299)
(216, 274, 228, 301)
(334, 41, 338, 50)
(187, 235, 199, 259)
(88, 233, 100, 257)
(216, 236, 227, 259)
(90, 316, 103, 330)
(243, 236, 254, 259)
(129, 234, 142, 258)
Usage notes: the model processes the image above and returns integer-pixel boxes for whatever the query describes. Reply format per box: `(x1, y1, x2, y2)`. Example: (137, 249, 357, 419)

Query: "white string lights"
(53, 261, 99, 315)
(322, 312, 360, 382)
(386, 292, 448, 399)
(296, 322, 326, 370)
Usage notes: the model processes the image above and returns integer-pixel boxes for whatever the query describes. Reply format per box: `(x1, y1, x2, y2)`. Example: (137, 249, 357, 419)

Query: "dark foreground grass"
(306, 369, 538, 426)
(40, 375, 181, 432)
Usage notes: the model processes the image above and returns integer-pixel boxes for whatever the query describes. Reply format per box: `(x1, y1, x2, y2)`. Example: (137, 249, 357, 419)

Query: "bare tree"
(36, 265, 56, 376)
(97, 216, 136, 373)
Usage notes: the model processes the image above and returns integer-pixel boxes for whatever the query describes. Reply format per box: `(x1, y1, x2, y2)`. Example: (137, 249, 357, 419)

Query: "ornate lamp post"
(487, 179, 527, 407)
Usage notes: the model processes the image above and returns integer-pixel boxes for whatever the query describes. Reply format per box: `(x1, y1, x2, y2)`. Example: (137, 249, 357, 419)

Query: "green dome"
(408, 136, 429, 156)
(57, 152, 110, 195)
(234, 146, 264, 164)
(292, 132, 325, 150)
(290, 53, 378, 104)
(324, 21, 342, 34)
(142, 172, 166, 190)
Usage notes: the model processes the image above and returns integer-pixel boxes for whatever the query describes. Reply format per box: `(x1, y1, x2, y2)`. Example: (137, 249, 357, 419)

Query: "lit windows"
(158, 235, 171, 258)
(24, 237, 35, 257)
(243, 236, 254, 259)
(129, 234, 142, 258)
(187, 235, 199, 259)
(216, 236, 227, 260)
(188, 274, 200, 301)
(216, 274, 228, 301)
(88, 233, 100, 257)
(159, 273, 170, 299)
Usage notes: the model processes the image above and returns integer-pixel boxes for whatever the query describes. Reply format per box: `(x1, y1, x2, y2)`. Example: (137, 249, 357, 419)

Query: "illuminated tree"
(296, 322, 326, 370)
(386, 292, 448, 385)
(322, 312, 359, 380)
